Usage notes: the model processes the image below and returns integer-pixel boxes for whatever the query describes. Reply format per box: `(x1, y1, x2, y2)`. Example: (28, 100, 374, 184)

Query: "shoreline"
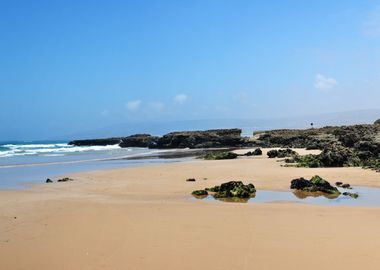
(1, 148, 380, 269)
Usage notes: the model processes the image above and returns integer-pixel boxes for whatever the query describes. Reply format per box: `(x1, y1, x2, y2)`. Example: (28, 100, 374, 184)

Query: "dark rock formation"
(335, 182, 343, 187)
(374, 119, 380, 125)
(267, 148, 297, 158)
(69, 129, 247, 149)
(244, 148, 262, 156)
(204, 181, 256, 199)
(204, 151, 238, 160)
(46, 178, 53, 183)
(186, 178, 196, 182)
(69, 138, 122, 146)
(119, 134, 159, 148)
(290, 175, 340, 195)
(341, 183, 351, 189)
(192, 190, 208, 197)
(57, 177, 74, 182)
(153, 129, 244, 149)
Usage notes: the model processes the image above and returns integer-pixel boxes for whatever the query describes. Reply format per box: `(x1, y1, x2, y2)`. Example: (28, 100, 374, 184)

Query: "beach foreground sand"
(1, 149, 380, 270)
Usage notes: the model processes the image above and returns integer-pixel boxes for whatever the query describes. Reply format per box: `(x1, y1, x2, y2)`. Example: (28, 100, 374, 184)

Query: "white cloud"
(126, 100, 141, 111)
(173, 94, 188, 104)
(314, 74, 338, 91)
(363, 5, 380, 37)
(148, 101, 165, 112)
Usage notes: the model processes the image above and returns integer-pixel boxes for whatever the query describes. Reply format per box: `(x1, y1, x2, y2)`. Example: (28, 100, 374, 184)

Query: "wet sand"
(1, 148, 380, 270)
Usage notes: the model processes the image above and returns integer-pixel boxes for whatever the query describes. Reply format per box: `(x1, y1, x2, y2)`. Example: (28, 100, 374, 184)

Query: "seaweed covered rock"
(205, 181, 256, 198)
(244, 148, 262, 156)
(290, 143, 363, 168)
(290, 175, 340, 195)
(192, 190, 208, 197)
(203, 151, 238, 160)
(267, 148, 297, 158)
(318, 144, 361, 167)
(292, 154, 322, 168)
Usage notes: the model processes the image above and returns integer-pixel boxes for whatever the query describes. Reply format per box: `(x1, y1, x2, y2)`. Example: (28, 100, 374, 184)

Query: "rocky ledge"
(69, 128, 247, 149)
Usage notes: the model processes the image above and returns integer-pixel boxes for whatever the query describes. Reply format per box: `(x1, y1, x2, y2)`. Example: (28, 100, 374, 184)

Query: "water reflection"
(292, 190, 340, 200)
(193, 186, 380, 207)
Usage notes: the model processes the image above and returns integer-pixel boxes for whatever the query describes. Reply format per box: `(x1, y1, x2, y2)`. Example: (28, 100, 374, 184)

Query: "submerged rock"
(46, 178, 53, 183)
(290, 175, 340, 195)
(186, 178, 196, 182)
(343, 192, 359, 198)
(335, 182, 343, 187)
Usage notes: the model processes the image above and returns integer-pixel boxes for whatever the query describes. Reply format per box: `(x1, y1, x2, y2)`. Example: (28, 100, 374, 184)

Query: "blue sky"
(1, 0, 380, 140)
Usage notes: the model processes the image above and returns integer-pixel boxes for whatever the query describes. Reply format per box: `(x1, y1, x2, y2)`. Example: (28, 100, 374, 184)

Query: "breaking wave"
(0, 143, 122, 158)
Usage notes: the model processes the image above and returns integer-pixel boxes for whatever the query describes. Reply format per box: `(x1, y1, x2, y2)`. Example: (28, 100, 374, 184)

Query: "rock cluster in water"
(200, 181, 256, 199)
(290, 175, 340, 195)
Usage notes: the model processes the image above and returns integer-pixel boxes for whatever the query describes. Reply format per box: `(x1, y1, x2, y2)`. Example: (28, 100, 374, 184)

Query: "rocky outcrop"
(119, 134, 159, 148)
(205, 181, 256, 199)
(68, 138, 122, 146)
(290, 175, 340, 195)
(69, 129, 246, 149)
(375, 119, 380, 125)
(244, 148, 262, 156)
(267, 148, 297, 158)
(203, 151, 238, 160)
(153, 129, 244, 149)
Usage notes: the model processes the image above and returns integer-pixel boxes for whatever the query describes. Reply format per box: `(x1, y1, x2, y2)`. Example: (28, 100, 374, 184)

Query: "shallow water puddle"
(195, 187, 380, 207)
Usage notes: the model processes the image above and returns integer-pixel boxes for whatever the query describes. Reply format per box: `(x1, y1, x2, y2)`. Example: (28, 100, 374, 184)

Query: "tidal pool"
(196, 186, 380, 207)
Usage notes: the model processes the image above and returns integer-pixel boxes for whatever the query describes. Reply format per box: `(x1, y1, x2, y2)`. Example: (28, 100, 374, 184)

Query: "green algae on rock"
(205, 181, 256, 199)
(290, 175, 341, 195)
(203, 151, 238, 160)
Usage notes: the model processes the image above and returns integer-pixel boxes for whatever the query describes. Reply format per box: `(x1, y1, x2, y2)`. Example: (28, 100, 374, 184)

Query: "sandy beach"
(1, 148, 380, 270)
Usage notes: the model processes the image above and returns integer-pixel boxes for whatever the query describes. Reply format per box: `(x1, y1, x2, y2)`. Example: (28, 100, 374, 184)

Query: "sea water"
(0, 141, 184, 189)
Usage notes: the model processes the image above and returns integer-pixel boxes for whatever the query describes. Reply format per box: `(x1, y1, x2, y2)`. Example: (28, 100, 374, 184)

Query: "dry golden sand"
(1, 148, 380, 270)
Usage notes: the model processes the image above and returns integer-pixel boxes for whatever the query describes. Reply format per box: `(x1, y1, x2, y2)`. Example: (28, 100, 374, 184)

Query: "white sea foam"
(0, 143, 123, 158)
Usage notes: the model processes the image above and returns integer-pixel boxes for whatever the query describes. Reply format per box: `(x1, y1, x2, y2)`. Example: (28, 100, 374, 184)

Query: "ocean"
(0, 141, 186, 189)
